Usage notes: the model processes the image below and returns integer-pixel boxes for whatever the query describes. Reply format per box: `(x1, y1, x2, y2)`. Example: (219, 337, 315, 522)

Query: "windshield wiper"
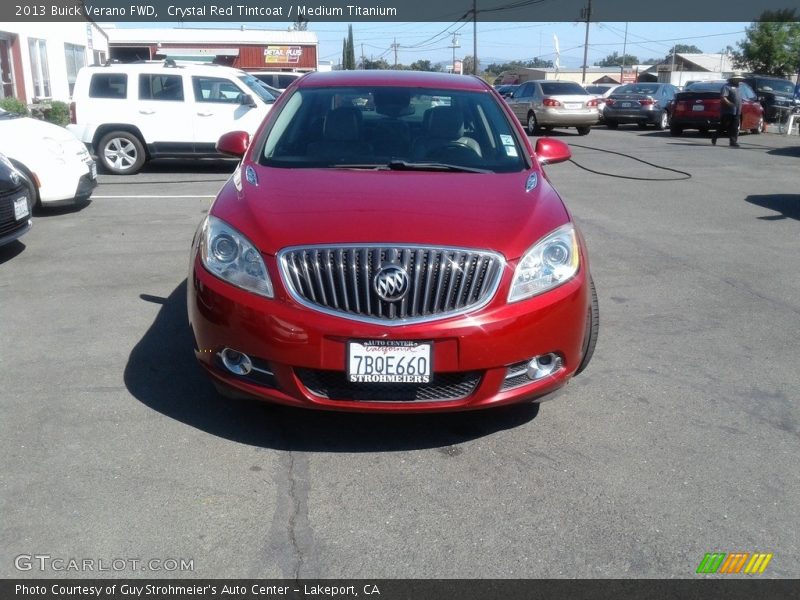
(387, 160, 491, 174)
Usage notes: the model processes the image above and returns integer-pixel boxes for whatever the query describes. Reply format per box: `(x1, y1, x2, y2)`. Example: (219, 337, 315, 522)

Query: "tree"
(595, 52, 639, 67)
(410, 60, 440, 72)
(341, 25, 356, 70)
(732, 10, 800, 77)
(669, 44, 703, 55)
(484, 58, 554, 76)
(462, 55, 475, 75)
(363, 58, 390, 70)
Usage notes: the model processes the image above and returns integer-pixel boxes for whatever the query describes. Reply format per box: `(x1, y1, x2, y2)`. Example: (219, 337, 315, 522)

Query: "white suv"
(68, 61, 276, 174)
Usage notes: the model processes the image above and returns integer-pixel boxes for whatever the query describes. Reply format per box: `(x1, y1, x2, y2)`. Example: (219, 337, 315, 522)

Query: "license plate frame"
(692, 105, 705, 112)
(564, 102, 581, 110)
(347, 340, 433, 384)
(13, 195, 29, 221)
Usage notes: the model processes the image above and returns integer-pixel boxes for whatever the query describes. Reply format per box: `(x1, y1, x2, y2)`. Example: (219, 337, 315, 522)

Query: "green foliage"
(341, 25, 356, 70)
(409, 59, 442, 72)
(0, 97, 30, 116)
(484, 58, 554, 77)
(732, 10, 800, 77)
(595, 52, 640, 67)
(363, 58, 390, 70)
(670, 44, 704, 55)
(43, 101, 70, 127)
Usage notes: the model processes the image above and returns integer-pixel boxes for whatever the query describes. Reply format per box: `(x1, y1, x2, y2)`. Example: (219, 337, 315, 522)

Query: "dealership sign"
(264, 46, 302, 64)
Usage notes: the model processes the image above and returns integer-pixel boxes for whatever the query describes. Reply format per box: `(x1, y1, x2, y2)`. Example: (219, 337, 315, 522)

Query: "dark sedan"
(603, 83, 679, 130)
(742, 75, 796, 122)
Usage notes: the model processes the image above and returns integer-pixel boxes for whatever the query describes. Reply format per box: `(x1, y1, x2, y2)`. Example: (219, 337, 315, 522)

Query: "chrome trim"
(278, 243, 506, 326)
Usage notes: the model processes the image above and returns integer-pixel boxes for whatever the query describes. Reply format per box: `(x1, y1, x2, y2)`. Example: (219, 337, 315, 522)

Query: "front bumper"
(188, 255, 591, 412)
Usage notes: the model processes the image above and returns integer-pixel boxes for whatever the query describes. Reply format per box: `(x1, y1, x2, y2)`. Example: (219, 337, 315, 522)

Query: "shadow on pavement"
(0, 239, 26, 265)
(767, 145, 800, 158)
(124, 280, 540, 452)
(745, 194, 800, 221)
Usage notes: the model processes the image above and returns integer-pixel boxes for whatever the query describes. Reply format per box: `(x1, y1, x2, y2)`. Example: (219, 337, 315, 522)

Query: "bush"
(43, 101, 70, 127)
(0, 97, 29, 116)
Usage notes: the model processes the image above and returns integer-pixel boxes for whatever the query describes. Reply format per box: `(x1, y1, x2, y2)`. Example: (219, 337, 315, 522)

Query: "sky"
(114, 21, 752, 69)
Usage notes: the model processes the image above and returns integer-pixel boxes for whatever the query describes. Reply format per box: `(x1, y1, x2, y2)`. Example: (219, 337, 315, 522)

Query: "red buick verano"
(188, 71, 598, 412)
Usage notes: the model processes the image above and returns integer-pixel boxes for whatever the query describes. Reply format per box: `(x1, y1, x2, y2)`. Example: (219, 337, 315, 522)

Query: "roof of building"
(102, 27, 318, 46)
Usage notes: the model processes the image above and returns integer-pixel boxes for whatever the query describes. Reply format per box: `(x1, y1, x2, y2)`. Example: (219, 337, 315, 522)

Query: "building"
(637, 53, 735, 86)
(495, 67, 627, 85)
(1, 22, 108, 103)
(103, 27, 318, 72)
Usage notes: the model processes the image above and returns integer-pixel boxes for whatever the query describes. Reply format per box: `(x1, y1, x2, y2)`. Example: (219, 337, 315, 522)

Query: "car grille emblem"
(10, 171, 20, 186)
(374, 265, 410, 302)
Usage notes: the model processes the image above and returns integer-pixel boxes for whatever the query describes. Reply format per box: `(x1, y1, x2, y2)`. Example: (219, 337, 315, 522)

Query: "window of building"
(28, 38, 50, 98)
(64, 43, 86, 96)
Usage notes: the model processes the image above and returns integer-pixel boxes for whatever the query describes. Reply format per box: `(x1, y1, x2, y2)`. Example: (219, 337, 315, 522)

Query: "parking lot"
(1, 126, 799, 578)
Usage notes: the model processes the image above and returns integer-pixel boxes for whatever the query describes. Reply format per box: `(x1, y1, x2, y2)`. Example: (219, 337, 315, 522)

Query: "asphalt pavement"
(1, 126, 798, 579)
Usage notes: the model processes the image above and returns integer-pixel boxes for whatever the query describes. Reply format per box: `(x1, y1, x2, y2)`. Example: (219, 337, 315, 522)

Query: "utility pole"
(580, 0, 592, 84)
(391, 38, 399, 69)
(473, 0, 478, 75)
(450, 32, 460, 74)
(620, 21, 628, 83)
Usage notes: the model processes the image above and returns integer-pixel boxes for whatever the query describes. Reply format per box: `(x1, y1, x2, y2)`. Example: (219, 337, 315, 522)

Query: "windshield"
(239, 74, 276, 103)
(259, 85, 527, 173)
(685, 82, 725, 93)
(755, 78, 794, 94)
(540, 82, 587, 96)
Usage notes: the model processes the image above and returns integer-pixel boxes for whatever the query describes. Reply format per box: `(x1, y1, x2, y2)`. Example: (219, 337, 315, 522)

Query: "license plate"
(347, 340, 432, 384)
(692, 105, 704, 112)
(621, 102, 632, 108)
(90, 162, 97, 179)
(13, 196, 29, 220)
(565, 103, 581, 109)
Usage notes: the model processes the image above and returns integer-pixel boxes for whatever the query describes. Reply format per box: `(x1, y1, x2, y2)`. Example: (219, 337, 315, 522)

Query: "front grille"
(501, 360, 532, 391)
(279, 245, 504, 324)
(296, 368, 481, 402)
(0, 187, 29, 238)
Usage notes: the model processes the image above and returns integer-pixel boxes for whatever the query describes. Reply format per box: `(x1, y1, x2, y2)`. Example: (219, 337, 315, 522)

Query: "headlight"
(508, 223, 580, 302)
(199, 215, 273, 298)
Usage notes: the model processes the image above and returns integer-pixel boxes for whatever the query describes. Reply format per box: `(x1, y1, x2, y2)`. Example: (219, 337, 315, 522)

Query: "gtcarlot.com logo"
(696, 552, 773, 574)
(14, 554, 194, 572)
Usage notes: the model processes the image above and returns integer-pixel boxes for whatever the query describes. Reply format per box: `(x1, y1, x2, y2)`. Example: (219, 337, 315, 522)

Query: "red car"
(669, 81, 764, 136)
(188, 71, 598, 412)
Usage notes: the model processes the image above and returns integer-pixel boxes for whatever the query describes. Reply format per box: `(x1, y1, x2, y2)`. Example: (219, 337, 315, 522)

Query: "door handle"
(138, 110, 155, 115)
(197, 112, 214, 117)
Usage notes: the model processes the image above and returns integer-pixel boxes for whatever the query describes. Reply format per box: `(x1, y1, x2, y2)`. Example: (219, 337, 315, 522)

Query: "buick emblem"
(10, 170, 19, 186)
(374, 265, 409, 302)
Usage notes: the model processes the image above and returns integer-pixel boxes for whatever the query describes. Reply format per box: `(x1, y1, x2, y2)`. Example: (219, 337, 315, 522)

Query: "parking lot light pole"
(581, 0, 592, 84)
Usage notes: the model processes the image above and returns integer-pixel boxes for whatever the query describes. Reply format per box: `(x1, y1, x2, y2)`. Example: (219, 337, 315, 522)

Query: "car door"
(191, 75, 266, 152)
(135, 72, 194, 153)
(508, 82, 535, 122)
(738, 83, 760, 130)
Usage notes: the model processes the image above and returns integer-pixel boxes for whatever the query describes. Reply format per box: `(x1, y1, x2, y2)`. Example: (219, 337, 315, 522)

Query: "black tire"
(575, 276, 599, 376)
(656, 110, 669, 131)
(669, 126, 683, 136)
(750, 116, 763, 135)
(576, 126, 591, 136)
(97, 130, 146, 175)
(526, 112, 540, 136)
(699, 127, 709, 134)
(605, 120, 619, 129)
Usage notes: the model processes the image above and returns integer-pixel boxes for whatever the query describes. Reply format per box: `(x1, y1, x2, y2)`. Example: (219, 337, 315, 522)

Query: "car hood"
(212, 164, 570, 261)
(0, 116, 87, 159)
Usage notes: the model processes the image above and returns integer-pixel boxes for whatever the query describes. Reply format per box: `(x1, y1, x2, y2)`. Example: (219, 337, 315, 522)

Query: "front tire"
(605, 120, 618, 129)
(656, 111, 669, 130)
(751, 116, 763, 134)
(575, 277, 599, 376)
(98, 131, 146, 175)
(576, 126, 591, 136)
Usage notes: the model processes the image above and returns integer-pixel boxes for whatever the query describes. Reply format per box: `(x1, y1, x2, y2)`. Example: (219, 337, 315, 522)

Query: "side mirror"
(216, 131, 250, 158)
(535, 138, 571, 166)
(239, 93, 257, 108)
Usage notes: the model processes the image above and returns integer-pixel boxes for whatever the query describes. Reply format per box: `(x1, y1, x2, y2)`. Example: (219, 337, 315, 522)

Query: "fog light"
(220, 348, 253, 375)
(526, 353, 563, 380)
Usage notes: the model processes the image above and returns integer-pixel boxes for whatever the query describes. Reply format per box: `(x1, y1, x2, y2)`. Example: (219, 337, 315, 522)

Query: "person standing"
(712, 73, 744, 147)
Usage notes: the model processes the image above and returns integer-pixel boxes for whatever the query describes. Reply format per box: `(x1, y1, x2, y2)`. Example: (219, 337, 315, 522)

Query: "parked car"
(602, 83, 679, 130)
(584, 84, 621, 120)
(0, 152, 32, 247)
(247, 70, 305, 92)
(507, 80, 600, 135)
(68, 61, 277, 174)
(0, 108, 96, 210)
(669, 81, 764, 136)
(495, 84, 520, 99)
(188, 70, 598, 412)
(741, 75, 796, 122)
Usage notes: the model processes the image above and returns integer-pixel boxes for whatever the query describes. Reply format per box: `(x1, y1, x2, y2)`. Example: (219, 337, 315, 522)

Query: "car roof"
(297, 70, 490, 91)
(81, 62, 247, 77)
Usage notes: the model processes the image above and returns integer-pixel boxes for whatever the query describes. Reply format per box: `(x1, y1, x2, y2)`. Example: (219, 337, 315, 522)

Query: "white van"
(68, 61, 276, 174)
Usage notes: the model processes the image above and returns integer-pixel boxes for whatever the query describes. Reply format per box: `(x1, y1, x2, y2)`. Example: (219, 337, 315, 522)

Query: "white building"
(1, 22, 108, 103)
(638, 53, 735, 86)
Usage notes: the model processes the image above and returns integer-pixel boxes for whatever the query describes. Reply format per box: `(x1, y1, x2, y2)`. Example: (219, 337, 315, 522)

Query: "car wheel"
(699, 127, 709, 134)
(605, 121, 618, 129)
(669, 126, 683, 136)
(9, 161, 40, 212)
(657, 111, 669, 130)
(576, 126, 591, 136)
(526, 112, 540, 136)
(751, 116, 763, 134)
(575, 277, 599, 376)
(98, 131, 146, 175)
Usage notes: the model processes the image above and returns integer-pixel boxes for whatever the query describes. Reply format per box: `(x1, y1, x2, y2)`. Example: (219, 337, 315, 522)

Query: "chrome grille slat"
(279, 245, 504, 326)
